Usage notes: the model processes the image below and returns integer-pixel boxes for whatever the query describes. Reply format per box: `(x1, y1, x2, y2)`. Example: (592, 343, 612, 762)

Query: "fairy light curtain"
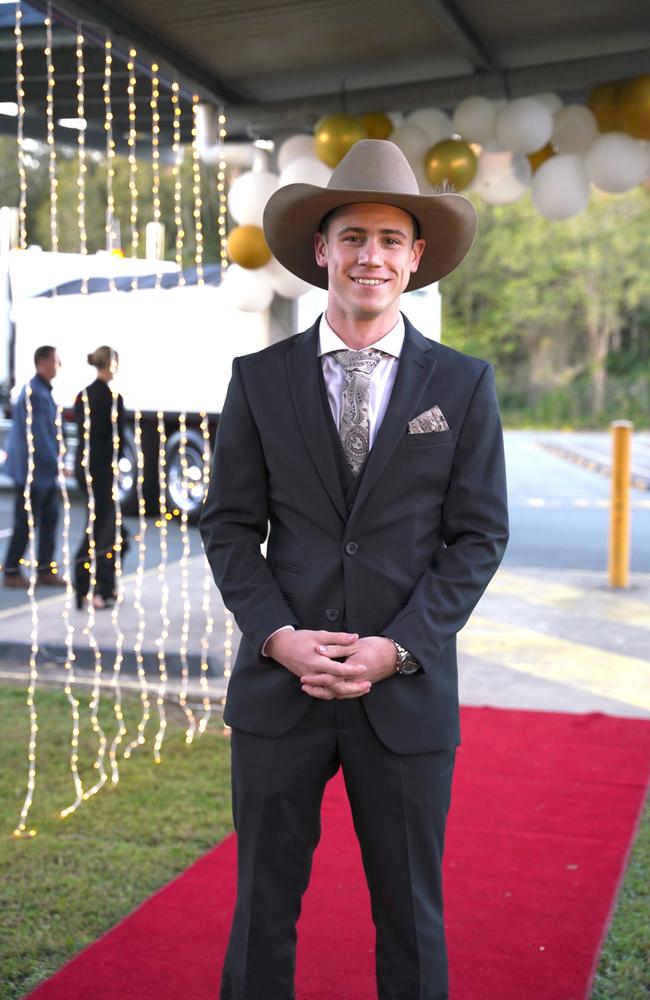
(11, 2, 228, 836)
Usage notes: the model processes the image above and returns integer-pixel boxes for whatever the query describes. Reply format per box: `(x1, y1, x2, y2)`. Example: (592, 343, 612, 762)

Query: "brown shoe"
(37, 571, 66, 587)
(3, 572, 29, 588)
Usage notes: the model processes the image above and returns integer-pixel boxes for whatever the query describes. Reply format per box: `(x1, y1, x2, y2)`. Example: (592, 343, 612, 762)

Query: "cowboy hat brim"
(263, 183, 478, 292)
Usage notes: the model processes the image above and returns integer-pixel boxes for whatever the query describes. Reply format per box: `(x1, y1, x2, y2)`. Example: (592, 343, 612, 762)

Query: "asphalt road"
(1, 431, 649, 617)
(503, 431, 650, 573)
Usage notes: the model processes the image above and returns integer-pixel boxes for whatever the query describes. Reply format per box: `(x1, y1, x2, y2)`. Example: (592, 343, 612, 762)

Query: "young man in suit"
(200, 139, 509, 1000)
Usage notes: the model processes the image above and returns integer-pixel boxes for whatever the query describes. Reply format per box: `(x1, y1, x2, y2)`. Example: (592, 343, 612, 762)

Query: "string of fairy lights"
(55, 405, 84, 818)
(10, 8, 234, 834)
(13, 383, 38, 838)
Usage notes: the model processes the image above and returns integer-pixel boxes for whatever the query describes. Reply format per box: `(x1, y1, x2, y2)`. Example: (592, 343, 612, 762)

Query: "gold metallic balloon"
(424, 139, 477, 191)
(314, 114, 368, 167)
(359, 112, 393, 140)
(227, 225, 272, 270)
(615, 74, 650, 139)
(527, 143, 554, 173)
(587, 82, 621, 133)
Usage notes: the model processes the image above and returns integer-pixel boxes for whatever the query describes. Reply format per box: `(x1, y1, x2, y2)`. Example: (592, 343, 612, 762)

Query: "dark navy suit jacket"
(200, 316, 509, 754)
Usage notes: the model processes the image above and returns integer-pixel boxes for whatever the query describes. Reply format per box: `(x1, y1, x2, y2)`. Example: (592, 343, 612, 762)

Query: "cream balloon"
(405, 107, 454, 144)
(585, 132, 647, 193)
(551, 105, 598, 154)
(222, 263, 274, 312)
(531, 154, 590, 220)
(278, 156, 333, 187)
(534, 92, 564, 115)
(228, 170, 279, 226)
(264, 257, 312, 299)
(277, 134, 316, 172)
(389, 123, 431, 165)
(496, 98, 554, 154)
(473, 145, 532, 205)
(452, 95, 497, 144)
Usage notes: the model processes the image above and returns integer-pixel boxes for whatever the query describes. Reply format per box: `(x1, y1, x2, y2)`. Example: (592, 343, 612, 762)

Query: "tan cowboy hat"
(263, 138, 477, 292)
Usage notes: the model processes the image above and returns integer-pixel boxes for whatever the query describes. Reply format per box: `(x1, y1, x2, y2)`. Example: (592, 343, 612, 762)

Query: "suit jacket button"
(325, 608, 340, 622)
(344, 541, 359, 556)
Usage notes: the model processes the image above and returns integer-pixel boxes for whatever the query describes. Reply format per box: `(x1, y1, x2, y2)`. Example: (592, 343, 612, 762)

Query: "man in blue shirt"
(3, 345, 64, 588)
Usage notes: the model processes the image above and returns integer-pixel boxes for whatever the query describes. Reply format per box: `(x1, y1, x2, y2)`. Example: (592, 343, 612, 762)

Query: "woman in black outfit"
(74, 345, 127, 610)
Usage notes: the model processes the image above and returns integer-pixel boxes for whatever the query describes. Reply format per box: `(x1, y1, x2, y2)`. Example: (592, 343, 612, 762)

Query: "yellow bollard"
(608, 420, 633, 589)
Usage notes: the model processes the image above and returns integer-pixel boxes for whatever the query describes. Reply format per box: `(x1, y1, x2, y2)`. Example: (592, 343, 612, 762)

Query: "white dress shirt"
(262, 313, 405, 655)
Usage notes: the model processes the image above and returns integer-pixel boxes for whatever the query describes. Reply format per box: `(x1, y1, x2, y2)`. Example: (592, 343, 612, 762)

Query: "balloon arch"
(222, 76, 650, 312)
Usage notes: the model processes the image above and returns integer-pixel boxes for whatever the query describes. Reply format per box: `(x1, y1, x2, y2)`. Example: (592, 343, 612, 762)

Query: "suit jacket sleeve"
(381, 363, 508, 670)
(199, 358, 300, 654)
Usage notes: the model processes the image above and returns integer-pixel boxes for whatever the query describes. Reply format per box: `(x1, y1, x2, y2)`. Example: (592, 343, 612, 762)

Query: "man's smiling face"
(314, 202, 426, 326)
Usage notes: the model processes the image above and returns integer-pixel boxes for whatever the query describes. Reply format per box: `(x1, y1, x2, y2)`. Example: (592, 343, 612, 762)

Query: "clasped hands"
(266, 629, 397, 701)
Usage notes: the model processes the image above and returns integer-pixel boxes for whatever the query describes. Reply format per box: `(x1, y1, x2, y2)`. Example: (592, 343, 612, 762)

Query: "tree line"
(441, 186, 649, 426)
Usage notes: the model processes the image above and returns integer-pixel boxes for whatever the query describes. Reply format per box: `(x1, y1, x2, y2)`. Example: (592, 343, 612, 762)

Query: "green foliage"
(441, 188, 650, 426)
(0, 135, 221, 265)
(0, 683, 232, 999)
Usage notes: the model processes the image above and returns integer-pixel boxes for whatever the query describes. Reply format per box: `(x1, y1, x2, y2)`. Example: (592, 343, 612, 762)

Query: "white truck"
(1, 246, 441, 521)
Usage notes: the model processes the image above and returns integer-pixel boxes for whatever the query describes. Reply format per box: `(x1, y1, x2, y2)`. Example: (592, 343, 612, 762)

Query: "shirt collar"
(318, 313, 405, 359)
(33, 373, 53, 392)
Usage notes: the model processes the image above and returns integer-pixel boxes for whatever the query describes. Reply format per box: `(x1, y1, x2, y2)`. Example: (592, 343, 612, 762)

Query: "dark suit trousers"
(221, 698, 455, 1000)
(4, 485, 59, 574)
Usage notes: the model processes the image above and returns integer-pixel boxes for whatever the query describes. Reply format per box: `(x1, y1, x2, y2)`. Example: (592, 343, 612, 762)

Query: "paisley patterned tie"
(333, 348, 384, 476)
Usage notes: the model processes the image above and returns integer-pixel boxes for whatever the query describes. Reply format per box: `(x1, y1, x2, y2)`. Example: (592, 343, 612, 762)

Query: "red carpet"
(27, 708, 650, 1000)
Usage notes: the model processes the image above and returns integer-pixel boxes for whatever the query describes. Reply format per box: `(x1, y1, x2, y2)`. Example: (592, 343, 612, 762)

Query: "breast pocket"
(400, 428, 454, 448)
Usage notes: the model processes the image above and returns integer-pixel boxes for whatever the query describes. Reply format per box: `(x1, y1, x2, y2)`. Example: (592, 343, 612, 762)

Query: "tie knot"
(333, 348, 383, 377)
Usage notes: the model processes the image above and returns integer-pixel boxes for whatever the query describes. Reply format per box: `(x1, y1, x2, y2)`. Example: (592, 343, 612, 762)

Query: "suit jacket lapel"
(352, 318, 438, 516)
(286, 321, 347, 522)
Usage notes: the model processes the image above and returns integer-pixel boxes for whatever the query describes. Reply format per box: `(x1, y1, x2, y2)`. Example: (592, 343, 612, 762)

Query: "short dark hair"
(34, 345, 56, 366)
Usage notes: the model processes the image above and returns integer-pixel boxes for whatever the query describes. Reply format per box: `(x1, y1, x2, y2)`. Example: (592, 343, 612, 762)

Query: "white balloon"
(389, 123, 431, 165)
(452, 95, 497, 144)
(387, 110, 404, 128)
(412, 162, 436, 195)
(496, 98, 554, 154)
(531, 154, 590, 220)
(552, 105, 598, 154)
(534, 92, 564, 115)
(228, 170, 279, 226)
(278, 156, 332, 187)
(473, 144, 532, 205)
(264, 257, 312, 299)
(277, 134, 316, 172)
(405, 107, 453, 144)
(585, 132, 647, 193)
(643, 141, 650, 180)
(222, 264, 274, 312)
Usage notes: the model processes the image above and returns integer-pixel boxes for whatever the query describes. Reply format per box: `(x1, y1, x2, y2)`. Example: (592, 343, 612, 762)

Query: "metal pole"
(608, 420, 633, 589)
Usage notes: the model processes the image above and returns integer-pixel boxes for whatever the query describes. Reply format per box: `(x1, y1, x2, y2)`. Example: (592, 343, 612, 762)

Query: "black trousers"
(4, 484, 59, 574)
(221, 698, 456, 1000)
(74, 484, 117, 601)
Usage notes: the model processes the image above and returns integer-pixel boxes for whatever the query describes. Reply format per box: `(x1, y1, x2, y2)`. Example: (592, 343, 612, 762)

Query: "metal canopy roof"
(1, 0, 649, 148)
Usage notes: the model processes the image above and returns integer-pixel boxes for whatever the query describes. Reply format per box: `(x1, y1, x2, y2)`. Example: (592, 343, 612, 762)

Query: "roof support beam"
(225, 48, 649, 138)
(28, 0, 250, 105)
(419, 0, 498, 71)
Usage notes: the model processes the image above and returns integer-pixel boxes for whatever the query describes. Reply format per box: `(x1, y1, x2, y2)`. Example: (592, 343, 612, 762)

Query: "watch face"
(398, 659, 419, 675)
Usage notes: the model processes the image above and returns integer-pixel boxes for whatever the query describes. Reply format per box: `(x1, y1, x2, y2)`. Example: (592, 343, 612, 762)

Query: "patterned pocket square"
(408, 405, 449, 434)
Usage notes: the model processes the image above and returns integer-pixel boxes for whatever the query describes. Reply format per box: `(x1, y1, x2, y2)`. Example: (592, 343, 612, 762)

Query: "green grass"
(0, 682, 232, 1000)
(1, 683, 647, 999)
(590, 795, 650, 1000)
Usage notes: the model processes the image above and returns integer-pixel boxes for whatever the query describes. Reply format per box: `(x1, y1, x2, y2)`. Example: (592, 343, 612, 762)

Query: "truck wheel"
(165, 428, 209, 526)
(117, 425, 139, 516)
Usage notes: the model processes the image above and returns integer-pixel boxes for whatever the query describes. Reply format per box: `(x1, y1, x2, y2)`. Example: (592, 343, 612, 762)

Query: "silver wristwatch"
(392, 640, 420, 676)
